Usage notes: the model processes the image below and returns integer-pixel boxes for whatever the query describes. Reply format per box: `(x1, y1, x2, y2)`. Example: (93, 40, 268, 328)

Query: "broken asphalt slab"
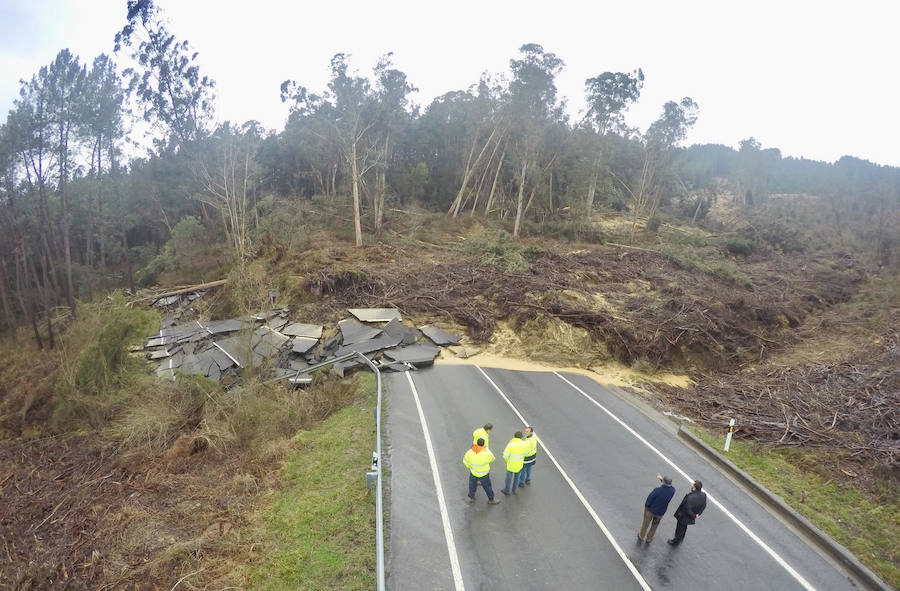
(348, 308, 402, 323)
(419, 324, 462, 346)
(338, 318, 383, 345)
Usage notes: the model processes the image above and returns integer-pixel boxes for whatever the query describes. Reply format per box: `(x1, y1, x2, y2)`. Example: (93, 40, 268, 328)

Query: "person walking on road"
(501, 431, 527, 495)
(668, 480, 707, 546)
(638, 474, 675, 544)
(518, 426, 537, 487)
(473, 423, 493, 449)
(463, 438, 500, 504)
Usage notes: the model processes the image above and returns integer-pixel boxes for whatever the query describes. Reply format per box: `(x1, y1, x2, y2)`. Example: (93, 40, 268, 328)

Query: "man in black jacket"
(667, 480, 707, 546)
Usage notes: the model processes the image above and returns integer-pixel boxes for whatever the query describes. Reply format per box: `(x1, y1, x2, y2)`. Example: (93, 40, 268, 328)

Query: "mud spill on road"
(435, 350, 693, 390)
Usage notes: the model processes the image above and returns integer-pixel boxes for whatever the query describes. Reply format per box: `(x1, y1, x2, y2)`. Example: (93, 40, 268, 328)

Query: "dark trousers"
(673, 519, 689, 543)
(469, 473, 495, 500)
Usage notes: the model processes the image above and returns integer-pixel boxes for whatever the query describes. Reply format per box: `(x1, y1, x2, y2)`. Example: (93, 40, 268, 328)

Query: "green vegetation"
(657, 242, 752, 286)
(249, 381, 376, 590)
(73, 293, 158, 394)
(461, 229, 542, 272)
(692, 429, 900, 588)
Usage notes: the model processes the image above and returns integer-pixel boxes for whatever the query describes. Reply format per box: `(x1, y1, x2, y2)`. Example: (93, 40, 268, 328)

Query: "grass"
(692, 428, 900, 588)
(248, 376, 377, 590)
(657, 242, 753, 286)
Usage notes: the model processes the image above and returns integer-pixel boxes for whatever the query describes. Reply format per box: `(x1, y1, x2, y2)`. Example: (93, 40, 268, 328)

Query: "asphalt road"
(383, 364, 859, 591)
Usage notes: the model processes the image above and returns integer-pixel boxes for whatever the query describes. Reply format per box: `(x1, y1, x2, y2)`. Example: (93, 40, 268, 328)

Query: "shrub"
(725, 237, 756, 256)
(530, 218, 605, 244)
(73, 294, 158, 395)
(460, 230, 541, 272)
(170, 216, 208, 267)
(134, 248, 172, 286)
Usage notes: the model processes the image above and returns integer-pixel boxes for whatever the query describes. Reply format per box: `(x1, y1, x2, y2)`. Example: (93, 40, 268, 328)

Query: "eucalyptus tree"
(282, 55, 380, 246)
(10, 71, 65, 345)
(0, 122, 19, 334)
(445, 76, 507, 219)
(506, 44, 565, 237)
(197, 121, 265, 261)
(582, 69, 643, 214)
(371, 54, 416, 232)
(44, 49, 87, 318)
(325, 53, 380, 246)
(276, 84, 339, 198)
(618, 97, 699, 243)
(82, 54, 126, 287)
(115, 0, 216, 152)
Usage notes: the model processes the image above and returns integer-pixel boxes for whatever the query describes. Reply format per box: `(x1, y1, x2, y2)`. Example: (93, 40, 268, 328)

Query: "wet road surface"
(384, 365, 858, 591)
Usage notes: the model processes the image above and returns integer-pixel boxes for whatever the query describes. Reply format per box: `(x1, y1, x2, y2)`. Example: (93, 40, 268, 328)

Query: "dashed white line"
(406, 372, 466, 591)
(475, 366, 652, 591)
(553, 371, 817, 591)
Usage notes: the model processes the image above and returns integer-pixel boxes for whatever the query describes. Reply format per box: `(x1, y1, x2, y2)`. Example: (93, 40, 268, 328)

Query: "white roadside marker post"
(724, 418, 735, 452)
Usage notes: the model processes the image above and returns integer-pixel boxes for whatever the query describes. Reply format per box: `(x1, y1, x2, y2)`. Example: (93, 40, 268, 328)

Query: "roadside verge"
(678, 426, 895, 591)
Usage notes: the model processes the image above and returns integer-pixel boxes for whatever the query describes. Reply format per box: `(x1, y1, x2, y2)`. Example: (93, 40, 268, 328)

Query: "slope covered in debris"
(0, 215, 897, 589)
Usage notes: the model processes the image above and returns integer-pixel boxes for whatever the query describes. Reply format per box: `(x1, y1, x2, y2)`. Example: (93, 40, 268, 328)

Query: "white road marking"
(553, 371, 817, 591)
(475, 366, 653, 591)
(405, 373, 466, 591)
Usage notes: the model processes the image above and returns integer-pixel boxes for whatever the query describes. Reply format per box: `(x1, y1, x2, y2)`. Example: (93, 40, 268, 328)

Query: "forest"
(0, 0, 898, 589)
(1, 2, 897, 340)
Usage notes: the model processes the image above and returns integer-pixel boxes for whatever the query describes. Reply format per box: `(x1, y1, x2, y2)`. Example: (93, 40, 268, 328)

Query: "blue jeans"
(503, 470, 521, 493)
(469, 473, 495, 500)
(518, 462, 533, 485)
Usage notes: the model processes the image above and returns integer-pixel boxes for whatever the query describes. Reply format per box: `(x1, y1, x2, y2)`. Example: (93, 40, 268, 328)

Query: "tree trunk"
(351, 141, 363, 247)
(15, 246, 41, 349)
(513, 158, 528, 238)
(586, 152, 601, 214)
(98, 139, 107, 291)
(450, 125, 500, 218)
(59, 121, 77, 319)
(122, 224, 135, 294)
(0, 257, 15, 336)
(484, 148, 505, 216)
(29, 249, 53, 349)
(374, 132, 389, 234)
(469, 134, 502, 217)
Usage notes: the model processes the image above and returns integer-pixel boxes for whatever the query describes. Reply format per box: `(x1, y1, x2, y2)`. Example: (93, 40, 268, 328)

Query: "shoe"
(667, 539, 678, 546)
(644, 539, 652, 545)
(465, 497, 475, 504)
(501, 489, 509, 495)
(512, 490, 517, 495)
(488, 498, 501, 505)
(637, 535, 644, 543)
(525, 480, 531, 485)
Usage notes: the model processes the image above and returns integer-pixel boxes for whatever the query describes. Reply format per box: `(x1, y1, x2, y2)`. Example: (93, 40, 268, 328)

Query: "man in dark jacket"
(668, 480, 707, 546)
(638, 473, 675, 544)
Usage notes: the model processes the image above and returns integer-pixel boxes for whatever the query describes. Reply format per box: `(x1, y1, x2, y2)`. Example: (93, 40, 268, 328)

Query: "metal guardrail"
(278, 351, 386, 591)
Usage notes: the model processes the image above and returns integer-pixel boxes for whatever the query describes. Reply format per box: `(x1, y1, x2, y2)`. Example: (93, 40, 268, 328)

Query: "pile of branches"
(652, 327, 900, 469)
(302, 246, 868, 372)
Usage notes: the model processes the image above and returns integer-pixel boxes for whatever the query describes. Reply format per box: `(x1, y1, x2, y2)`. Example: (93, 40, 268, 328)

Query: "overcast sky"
(1, 0, 897, 166)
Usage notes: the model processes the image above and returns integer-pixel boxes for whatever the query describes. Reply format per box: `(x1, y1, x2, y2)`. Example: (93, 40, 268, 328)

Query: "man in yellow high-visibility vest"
(472, 423, 493, 449)
(463, 438, 500, 504)
(517, 426, 537, 487)
(500, 431, 528, 495)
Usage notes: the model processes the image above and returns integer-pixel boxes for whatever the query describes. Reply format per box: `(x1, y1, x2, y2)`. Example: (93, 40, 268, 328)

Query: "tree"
(197, 121, 264, 261)
(82, 54, 126, 290)
(45, 49, 87, 319)
(583, 69, 643, 214)
(614, 97, 698, 243)
(371, 54, 416, 233)
(115, 0, 215, 151)
(506, 44, 565, 237)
